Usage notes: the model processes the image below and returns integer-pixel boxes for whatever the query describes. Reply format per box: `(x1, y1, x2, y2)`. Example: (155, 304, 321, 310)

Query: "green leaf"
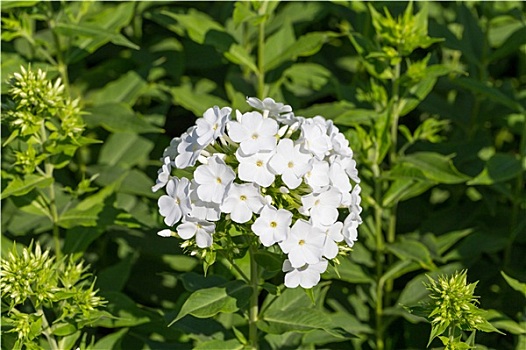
(51, 322, 77, 336)
(92, 328, 128, 349)
(436, 229, 473, 255)
(87, 71, 147, 106)
(264, 32, 335, 71)
(485, 309, 526, 335)
(386, 239, 436, 270)
(169, 280, 252, 325)
(399, 77, 438, 117)
(0, 1, 40, 9)
(96, 255, 134, 292)
(179, 272, 228, 292)
(263, 21, 296, 71)
(99, 133, 154, 168)
(161, 9, 224, 45)
(169, 82, 228, 116)
(489, 26, 526, 62)
(282, 63, 332, 97)
(397, 263, 463, 307)
(324, 256, 373, 283)
(55, 23, 138, 50)
(468, 153, 523, 185)
(453, 77, 524, 112)
(381, 260, 421, 284)
(253, 251, 283, 273)
(85, 103, 163, 134)
(383, 178, 434, 207)
(232, 1, 258, 26)
(258, 307, 332, 334)
(58, 205, 103, 228)
(1, 175, 54, 200)
(194, 339, 244, 350)
(501, 272, 526, 298)
(224, 44, 258, 74)
(400, 152, 470, 184)
(63, 227, 104, 254)
(96, 292, 151, 328)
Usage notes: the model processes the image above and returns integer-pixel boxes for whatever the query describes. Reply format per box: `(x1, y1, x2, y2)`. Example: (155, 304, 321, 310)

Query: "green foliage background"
(1, 1, 525, 349)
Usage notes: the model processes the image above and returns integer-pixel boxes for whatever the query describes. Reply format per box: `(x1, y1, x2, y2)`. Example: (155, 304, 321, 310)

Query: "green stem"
(46, 3, 70, 95)
(257, 1, 269, 100)
(36, 304, 59, 350)
(385, 61, 402, 300)
(40, 122, 61, 259)
(219, 250, 250, 283)
(248, 245, 259, 350)
(373, 162, 385, 350)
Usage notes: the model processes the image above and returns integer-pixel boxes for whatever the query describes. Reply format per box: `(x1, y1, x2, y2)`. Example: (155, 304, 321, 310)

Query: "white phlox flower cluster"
(153, 97, 362, 289)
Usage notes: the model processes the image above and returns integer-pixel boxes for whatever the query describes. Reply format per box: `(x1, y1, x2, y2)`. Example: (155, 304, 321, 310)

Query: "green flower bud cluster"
(1, 243, 106, 347)
(2, 66, 86, 174)
(369, 3, 442, 61)
(420, 270, 503, 349)
(425, 270, 482, 331)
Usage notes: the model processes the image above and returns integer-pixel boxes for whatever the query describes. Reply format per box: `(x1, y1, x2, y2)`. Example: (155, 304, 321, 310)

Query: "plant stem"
(257, 1, 269, 100)
(373, 161, 385, 350)
(385, 61, 402, 300)
(46, 3, 71, 95)
(40, 122, 61, 259)
(248, 245, 259, 350)
(36, 304, 59, 350)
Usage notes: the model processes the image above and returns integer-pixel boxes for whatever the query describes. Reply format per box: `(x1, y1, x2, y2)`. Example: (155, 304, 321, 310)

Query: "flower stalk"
(248, 244, 259, 349)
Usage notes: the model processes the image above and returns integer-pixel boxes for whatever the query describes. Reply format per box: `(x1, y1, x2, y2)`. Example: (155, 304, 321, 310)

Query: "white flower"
(342, 214, 359, 247)
(157, 177, 192, 226)
(251, 205, 292, 247)
(227, 111, 278, 154)
(300, 186, 342, 226)
(279, 219, 325, 268)
(304, 159, 330, 190)
(221, 183, 265, 223)
(349, 184, 363, 222)
(268, 138, 312, 189)
(282, 259, 328, 289)
(194, 155, 235, 204)
(299, 118, 332, 160)
(152, 156, 172, 192)
(175, 126, 205, 169)
(177, 217, 215, 248)
(236, 149, 275, 187)
(246, 97, 292, 117)
(195, 106, 231, 146)
(162, 137, 181, 165)
(314, 221, 344, 259)
(189, 181, 221, 221)
(329, 156, 352, 205)
(157, 229, 173, 238)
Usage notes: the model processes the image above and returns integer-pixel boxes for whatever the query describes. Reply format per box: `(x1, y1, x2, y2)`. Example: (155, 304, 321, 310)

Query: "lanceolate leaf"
(258, 307, 332, 334)
(264, 32, 336, 71)
(399, 152, 470, 184)
(169, 280, 252, 325)
(0, 175, 54, 200)
(386, 239, 436, 270)
(501, 272, 526, 298)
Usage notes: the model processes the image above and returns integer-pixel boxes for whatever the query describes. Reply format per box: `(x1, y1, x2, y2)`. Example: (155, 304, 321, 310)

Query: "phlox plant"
(152, 96, 362, 346)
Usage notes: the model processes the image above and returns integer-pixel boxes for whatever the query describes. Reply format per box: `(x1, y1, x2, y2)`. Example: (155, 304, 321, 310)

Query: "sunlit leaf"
(169, 280, 252, 325)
